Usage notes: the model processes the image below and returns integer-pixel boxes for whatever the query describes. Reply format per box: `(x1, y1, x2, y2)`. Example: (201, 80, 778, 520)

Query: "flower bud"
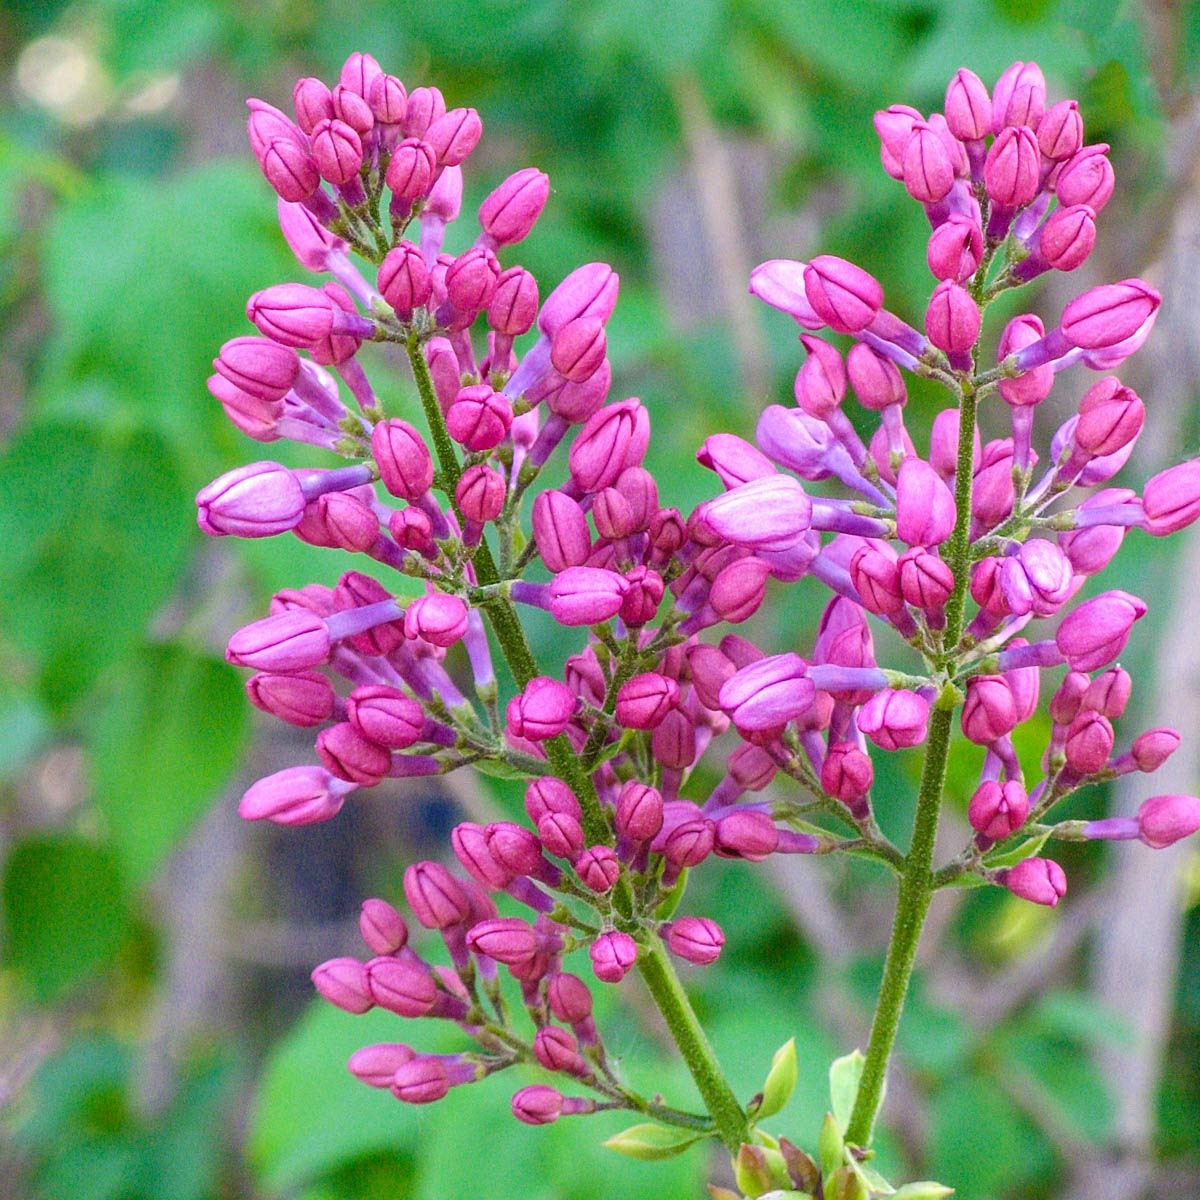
(714, 810, 779, 861)
(385, 137, 437, 203)
(547, 567, 628, 625)
(366, 956, 437, 1017)
(1074, 377, 1144, 458)
(456, 464, 506, 524)
(1056, 145, 1115, 211)
(1060, 280, 1161, 351)
(506, 677, 576, 741)
(984, 126, 1041, 207)
(793, 335, 847, 417)
(902, 121, 955, 203)
(822, 741, 874, 806)
(377, 242, 432, 317)
(391, 1059, 449, 1104)
(961, 676, 1018, 745)
(347, 1042, 414, 1088)
(971, 439, 1017, 528)
(292, 77, 334, 132)
(1137, 795, 1200, 848)
(925, 280, 981, 356)
(1003, 857, 1067, 907)
(215, 336, 301, 402)
(197, 461, 307, 538)
(575, 845, 620, 893)
(1132, 728, 1181, 772)
(246, 669, 335, 727)
(512, 1085, 564, 1125)
(847, 343, 907, 410)
(537, 811, 584, 860)
(1082, 667, 1132, 720)
(489, 266, 539, 335)
(311, 117, 363, 185)
(312, 957, 373, 1013)
(551, 317, 607, 383)
(1040, 204, 1096, 272)
(424, 106, 481, 167)
(485, 822, 546, 878)
(403, 593, 469, 648)
(368, 73, 406, 124)
(226, 610, 330, 671)
(998, 314, 1053, 406)
(615, 781, 664, 842)
(803, 255, 884, 334)
(1143, 460, 1200, 535)
(538, 263, 620, 338)
(719, 654, 814, 734)
(969, 780, 1029, 840)
(372, 419, 434, 499)
(700, 475, 813, 549)
(589, 931, 638, 983)
(999, 539, 1073, 617)
(926, 214, 984, 283)
(895, 458, 956, 546)
(239, 765, 353, 825)
(666, 916, 725, 965)
(404, 861, 472, 930)
(446, 384, 512, 452)
(1038, 99, 1083, 160)
(317, 722, 391, 786)
(360, 898, 409, 956)
(1055, 591, 1147, 671)
(478, 167, 550, 246)
(849, 540, 904, 617)
(992, 60, 1046, 131)
(1064, 710, 1115, 775)
(857, 689, 930, 750)
(568, 399, 649, 493)
(945, 68, 992, 140)
(874, 104, 922, 178)
(615, 672, 679, 730)
(402, 86, 446, 139)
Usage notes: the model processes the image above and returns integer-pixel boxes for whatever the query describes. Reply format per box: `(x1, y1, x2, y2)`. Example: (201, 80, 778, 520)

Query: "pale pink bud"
(895, 457, 956, 546)
(479, 167, 550, 246)
(1003, 857, 1067, 907)
(239, 765, 353, 825)
(945, 68, 992, 140)
(312, 956, 373, 1013)
(927, 213, 984, 283)
(969, 780, 1029, 840)
(857, 690, 930, 750)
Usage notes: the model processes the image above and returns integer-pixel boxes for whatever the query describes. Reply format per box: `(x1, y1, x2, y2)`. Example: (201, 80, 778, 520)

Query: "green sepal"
(818, 1112, 845, 1181)
(654, 867, 690, 920)
(604, 1122, 705, 1161)
(892, 1183, 954, 1199)
(829, 1049, 866, 1133)
(749, 1038, 798, 1122)
(778, 1138, 820, 1194)
(824, 1165, 870, 1200)
(734, 1143, 790, 1197)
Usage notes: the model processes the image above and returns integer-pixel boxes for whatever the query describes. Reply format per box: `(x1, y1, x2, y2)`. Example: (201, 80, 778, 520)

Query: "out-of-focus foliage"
(1, 1, 1197, 1198)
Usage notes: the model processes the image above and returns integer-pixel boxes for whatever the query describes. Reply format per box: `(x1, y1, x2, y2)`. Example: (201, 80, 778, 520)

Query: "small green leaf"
(829, 1049, 866, 1133)
(654, 867, 689, 920)
(983, 828, 1052, 871)
(893, 1183, 954, 1199)
(818, 1112, 845, 1181)
(472, 756, 543, 782)
(603, 1122, 705, 1161)
(735, 1142, 789, 1196)
(848, 1154, 895, 1195)
(756, 1038, 798, 1121)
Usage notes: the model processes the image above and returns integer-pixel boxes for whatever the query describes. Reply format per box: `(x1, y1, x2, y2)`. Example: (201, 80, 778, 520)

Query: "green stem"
(845, 384, 979, 1148)
(404, 334, 747, 1152)
(638, 939, 750, 1151)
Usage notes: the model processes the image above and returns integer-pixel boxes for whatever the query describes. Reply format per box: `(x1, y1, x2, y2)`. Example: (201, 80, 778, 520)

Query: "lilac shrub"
(200, 52, 1200, 1197)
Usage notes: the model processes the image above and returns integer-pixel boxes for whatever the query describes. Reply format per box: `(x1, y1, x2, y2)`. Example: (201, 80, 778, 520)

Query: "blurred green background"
(2, 1, 1199, 1197)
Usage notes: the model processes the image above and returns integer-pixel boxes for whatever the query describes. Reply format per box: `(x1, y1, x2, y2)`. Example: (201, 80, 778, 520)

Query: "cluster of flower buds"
(204, 52, 1200, 1144)
(738, 59, 1200, 907)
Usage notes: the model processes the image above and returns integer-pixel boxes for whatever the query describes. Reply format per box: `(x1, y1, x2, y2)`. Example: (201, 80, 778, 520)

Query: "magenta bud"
(589, 931, 638, 983)
(961, 676, 1018, 745)
(368, 73, 407, 124)
(926, 280, 981, 356)
(226, 609, 330, 671)
(299, 492, 378, 553)
(1060, 280, 1161, 351)
(945, 68, 992, 140)
(858, 689, 930, 751)
(537, 811, 584, 860)
(568, 399, 649, 494)
(386, 137, 437, 203)
(456, 464, 506, 524)
(984, 126, 1041, 207)
(615, 781, 664, 842)
(401, 85, 446, 139)
(666, 916, 725, 966)
(479, 167, 550, 246)
(895, 457, 956, 546)
(239, 765, 353, 826)
(849, 540, 904, 617)
(846, 342, 907, 411)
(969, 780, 1030, 841)
(1137, 795, 1200, 848)
(591, 487, 634, 539)
(926, 214, 984, 284)
(311, 117, 363, 185)
(929, 408, 981, 479)
(1132, 728, 1181, 772)
(360, 898, 409, 955)
(1003, 857, 1067, 907)
(874, 104, 922, 178)
(378, 242, 432, 318)
(697, 433, 775, 487)
(247, 283, 345, 348)
(897, 547, 953, 613)
(998, 313, 1053, 406)
(371, 419, 434, 500)
(197, 461, 306, 538)
(793, 335, 847, 418)
(547, 566, 628, 625)
(1049, 671, 1090, 725)
(548, 972, 594, 1023)
(451, 822, 510, 889)
(506, 676, 576, 741)
(620, 565, 665, 626)
(512, 1085, 564, 1125)
(330, 83, 374, 134)
(525, 776, 582, 824)
(714, 810, 779, 861)
(391, 1059, 450, 1105)
(424, 106, 481, 167)
(708, 556, 771, 624)
(1056, 145, 1115, 211)
(902, 121, 955, 202)
(489, 266, 539, 335)
(574, 845, 620, 893)
(534, 1025, 585, 1075)
(531, 491, 591, 573)
(257, 136, 320, 202)
(615, 672, 679, 730)
(700, 475, 813, 549)
(992, 60, 1046, 131)
(215, 336, 300, 402)
(1083, 667, 1132, 721)
(317, 722, 391, 786)
(1056, 590, 1147, 671)
(538, 263, 620, 338)
(1064, 710, 1115, 775)
(1000, 538, 1073, 617)
(719, 654, 814, 734)
(445, 384, 512, 452)
(312, 956, 373, 1013)
(972, 439, 1017, 528)
(348, 1042, 414, 1088)
(403, 861, 472, 930)
(292, 77, 334, 133)
(821, 741, 874, 805)
(365, 956, 437, 1017)
(246, 669, 334, 727)
(1143, 460, 1200, 535)
(653, 710, 698, 771)
(1074, 377, 1144, 458)
(551, 317, 607, 383)
(1041, 203, 1096, 272)
(803, 255, 884, 334)
(404, 593, 469, 649)
(485, 822, 545, 878)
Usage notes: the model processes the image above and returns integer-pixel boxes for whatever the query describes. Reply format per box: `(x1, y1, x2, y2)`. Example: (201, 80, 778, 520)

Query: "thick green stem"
(638, 940, 750, 1151)
(845, 386, 979, 1147)
(404, 335, 746, 1152)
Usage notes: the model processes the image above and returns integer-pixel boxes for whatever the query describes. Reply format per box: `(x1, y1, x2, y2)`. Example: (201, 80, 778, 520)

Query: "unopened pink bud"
(292, 77, 334, 133)
(1041, 204, 1096, 272)
(317, 722, 391, 786)
(239, 765, 353, 825)
(538, 263, 619, 337)
(971, 439, 1017, 528)
(366, 956, 437, 1017)
(404, 593, 469, 648)
(1038, 99, 1083, 160)
(615, 780, 664, 842)
(749, 258, 824, 327)
(1132, 728, 1181, 772)
(984, 125, 1041, 207)
(1056, 145, 1115, 211)
(846, 342, 907, 410)
(391, 1059, 450, 1105)
(1074, 377, 1144, 458)
(1064, 710, 1115, 775)
(401, 86, 446, 139)
(512, 1085, 564, 1125)
(926, 280, 981, 356)
(700, 475, 812, 549)
(1143, 460, 1200, 535)
(456, 464, 506, 524)
(532, 490, 591, 573)
(1137, 795, 1200, 848)
(666, 916, 725, 965)
(927, 214, 984, 284)
(446, 384, 512, 451)
(551, 317, 607, 383)
(226, 609, 330, 671)
(714, 810, 779, 861)
(547, 566, 628, 625)
(895, 457, 956, 546)
(849, 539, 904, 617)
(858, 689, 930, 750)
(992, 60, 1046, 131)
(404, 861, 472, 930)
(485, 822, 546, 878)
(1083, 667, 1132, 721)
(215, 336, 301, 402)
(197, 461, 307, 538)
(615, 672, 679, 730)
(822, 741, 874, 805)
(945, 68, 992, 140)
(575, 845, 620, 892)
(312, 956, 373, 1013)
(589, 931, 638, 983)
(424, 106, 481, 167)
(803, 255, 884, 334)
(386, 137, 437, 203)
(961, 676, 1018, 745)
(999, 538, 1073, 617)
(1055, 590, 1147, 671)
(507, 677, 576, 741)
(793, 335, 847, 418)
(1003, 857, 1067, 907)
(360, 898, 409, 956)
(568, 399, 649, 493)
(311, 117, 363, 185)
(897, 547, 953, 613)
(537, 811, 584, 860)
(377, 242, 432, 318)
(534, 1025, 586, 1075)
(998, 314, 1053, 406)
(347, 1042, 414, 1088)
(902, 121, 955, 202)
(368, 73, 407, 124)
(479, 167, 550, 246)
(874, 104, 922, 178)
(1060, 280, 1161, 351)
(719, 654, 814, 734)
(1049, 670, 1091, 725)
(969, 780, 1029, 840)
(246, 669, 334, 727)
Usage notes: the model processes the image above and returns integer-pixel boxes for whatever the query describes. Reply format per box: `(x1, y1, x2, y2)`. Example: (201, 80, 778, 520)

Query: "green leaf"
(982, 827, 1052, 871)
(829, 1049, 866, 1133)
(818, 1112, 844, 1181)
(472, 756, 544, 782)
(755, 1038, 798, 1121)
(2, 835, 130, 999)
(850, 1156, 896, 1195)
(86, 643, 249, 882)
(603, 1122, 705, 1161)
(893, 1184, 954, 1200)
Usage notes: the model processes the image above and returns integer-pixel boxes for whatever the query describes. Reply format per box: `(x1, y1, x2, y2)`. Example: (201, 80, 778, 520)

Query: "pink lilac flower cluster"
(199, 51, 1200, 1141)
